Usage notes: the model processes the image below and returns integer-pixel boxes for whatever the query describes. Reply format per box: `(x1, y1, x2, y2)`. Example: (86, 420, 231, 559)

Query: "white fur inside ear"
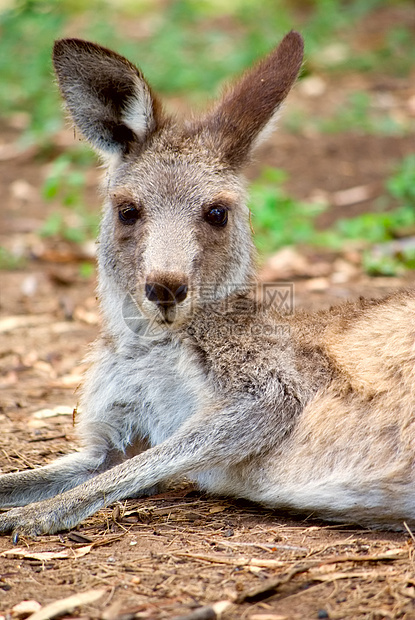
(121, 75, 155, 140)
(251, 103, 283, 152)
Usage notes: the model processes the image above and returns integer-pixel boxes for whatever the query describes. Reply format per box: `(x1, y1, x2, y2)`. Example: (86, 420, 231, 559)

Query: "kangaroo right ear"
(53, 38, 163, 161)
(202, 31, 304, 168)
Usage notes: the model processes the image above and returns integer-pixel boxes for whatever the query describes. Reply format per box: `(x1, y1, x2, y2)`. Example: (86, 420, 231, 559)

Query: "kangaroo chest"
(112, 336, 209, 447)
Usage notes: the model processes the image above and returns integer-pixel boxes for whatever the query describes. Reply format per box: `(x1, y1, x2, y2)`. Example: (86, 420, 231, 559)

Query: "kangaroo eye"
(119, 205, 140, 224)
(204, 205, 228, 227)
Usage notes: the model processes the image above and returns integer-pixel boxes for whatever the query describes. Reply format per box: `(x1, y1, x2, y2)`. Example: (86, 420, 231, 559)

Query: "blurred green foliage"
(249, 168, 328, 252)
(1, 0, 414, 140)
(251, 155, 415, 274)
(0, 246, 26, 270)
(40, 153, 99, 243)
(1, 0, 414, 275)
(318, 91, 409, 136)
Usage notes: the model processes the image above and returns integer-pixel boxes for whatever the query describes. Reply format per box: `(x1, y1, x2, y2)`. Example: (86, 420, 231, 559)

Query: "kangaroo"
(1, 32, 414, 540)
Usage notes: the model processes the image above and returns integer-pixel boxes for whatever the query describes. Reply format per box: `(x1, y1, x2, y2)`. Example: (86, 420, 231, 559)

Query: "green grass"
(329, 25, 415, 77)
(0, 246, 26, 270)
(40, 153, 99, 243)
(249, 168, 328, 253)
(1, 0, 414, 277)
(251, 155, 415, 275)
(1, 0, 414, 140)
(317, 91, 410, 136)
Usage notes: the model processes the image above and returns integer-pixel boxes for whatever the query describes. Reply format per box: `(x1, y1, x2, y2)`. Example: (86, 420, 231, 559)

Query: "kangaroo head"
(52, 33, 303, 334)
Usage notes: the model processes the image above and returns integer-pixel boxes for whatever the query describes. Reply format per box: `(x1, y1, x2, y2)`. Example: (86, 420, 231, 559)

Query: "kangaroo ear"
(53, 38, 163, 160)
(203, 31, 304, 168)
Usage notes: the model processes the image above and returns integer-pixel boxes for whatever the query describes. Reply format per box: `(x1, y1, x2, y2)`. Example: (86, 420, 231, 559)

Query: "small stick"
(235, 564, 310, 604)
(27, 435, 67, 443)
(209, 539, 309, 553)
(403, 521, 415, 545)
(173, 552, 285, 568)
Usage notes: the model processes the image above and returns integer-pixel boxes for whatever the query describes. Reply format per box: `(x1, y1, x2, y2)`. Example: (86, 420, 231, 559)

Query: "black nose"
(145, 277, 188, 308)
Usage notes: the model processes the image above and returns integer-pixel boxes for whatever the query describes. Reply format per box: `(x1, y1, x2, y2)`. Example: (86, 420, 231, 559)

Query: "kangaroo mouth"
(155, 305, 177, 325)
(121, 291, 194, 337)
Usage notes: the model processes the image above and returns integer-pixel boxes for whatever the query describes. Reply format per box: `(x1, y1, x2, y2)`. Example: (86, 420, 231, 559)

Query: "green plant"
(322, 25, 415, 77)
(79, 261, 95, 279)
(40, 153, 99, 243)
(361, 155, 415, 275)
(250, 156, 415, 275)
(0, 2, 67, 142)
(362, 247, 415, 277)
(318, 91, 408, 136)
(249, 168, 328, 255)
(0, 246, 26, 270)
(2, 0, 412, 144)
(336, 205, 415, 244)
(387, 154, 415, 206)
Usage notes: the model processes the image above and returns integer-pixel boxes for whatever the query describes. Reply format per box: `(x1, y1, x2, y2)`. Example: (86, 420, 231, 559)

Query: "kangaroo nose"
(145, 276, 188, 308)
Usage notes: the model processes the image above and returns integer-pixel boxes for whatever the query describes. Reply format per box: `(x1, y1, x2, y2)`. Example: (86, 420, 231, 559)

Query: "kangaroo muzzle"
(144, 272, 189, 322)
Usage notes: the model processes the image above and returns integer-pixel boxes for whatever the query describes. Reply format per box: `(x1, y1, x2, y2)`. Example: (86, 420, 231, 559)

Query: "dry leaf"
(298, 75, 327, 97)
(2, 545, 92, 561)
(305, 277, 329, 291)
(0, 315, 50, 334)
(10, 179, 37, 203)
(259, 247, 309, 280)
(12, 600, 42, 617)
(309, 570, 392, 582)
(32, 406, 74, 420)
(331, 184, 374, 208)
(57, 374, 84, 387)
(26, 589, 106, 620)
(73, 306, 100, 325)
(209, 505, 227, 514)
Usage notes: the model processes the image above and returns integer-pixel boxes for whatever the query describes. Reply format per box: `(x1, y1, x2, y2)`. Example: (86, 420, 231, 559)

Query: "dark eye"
(204, 205, 228, 227)
(119, 205, 140, 225)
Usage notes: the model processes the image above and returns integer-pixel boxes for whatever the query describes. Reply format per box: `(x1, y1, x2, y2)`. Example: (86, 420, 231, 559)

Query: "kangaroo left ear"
(53, 38, 164, 162)
(201, 31, 304, 168)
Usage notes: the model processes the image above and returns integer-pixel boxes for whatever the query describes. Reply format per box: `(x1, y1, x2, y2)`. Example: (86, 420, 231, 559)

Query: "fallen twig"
(331, 184, 376, 208)
(235, 564, 310, 603)
(209, 539, 309, 554)
(27, 434, 67, 443)
(235, 562, 397, 606)
(403, 521, 415, 545)
(314, 548, 408, 564)
(174, 552, 285, 568)
(0, 315, 52, 334)
(123, 500, 205, 518)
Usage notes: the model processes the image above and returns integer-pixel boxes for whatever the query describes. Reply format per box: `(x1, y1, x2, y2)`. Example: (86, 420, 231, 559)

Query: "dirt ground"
(1, 8, 415, 619)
